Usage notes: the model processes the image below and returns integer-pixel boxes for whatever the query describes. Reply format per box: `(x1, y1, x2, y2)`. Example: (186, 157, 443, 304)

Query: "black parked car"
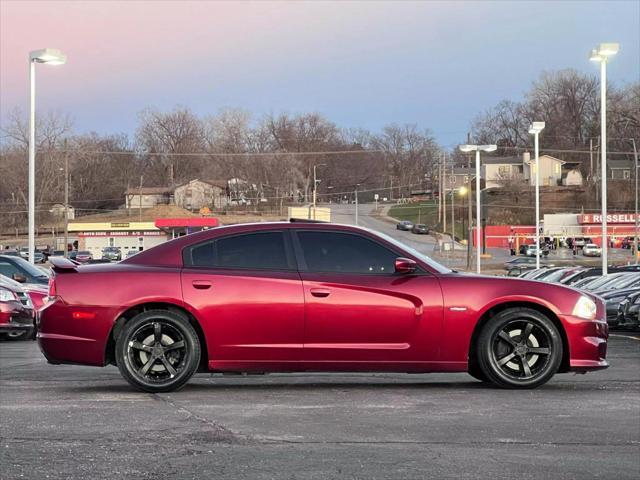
(411, 224, 429, 234)
(598, 287, 640, 326)
(0, 255, 50, 285)
(617, 291, 640, 330)
(396, 220, 414, 231)
(560, 265, 640, 285)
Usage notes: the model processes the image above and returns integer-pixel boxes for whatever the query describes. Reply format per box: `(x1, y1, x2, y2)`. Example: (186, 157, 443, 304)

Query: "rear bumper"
(37, 298, 114, 366)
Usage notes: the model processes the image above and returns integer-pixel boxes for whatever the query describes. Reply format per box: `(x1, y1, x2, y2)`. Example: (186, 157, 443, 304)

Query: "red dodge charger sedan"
(38, 221, 609, 392)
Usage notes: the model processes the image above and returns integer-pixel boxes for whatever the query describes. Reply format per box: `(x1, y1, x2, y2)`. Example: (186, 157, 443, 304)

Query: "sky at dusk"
(1, 0, 638, 148)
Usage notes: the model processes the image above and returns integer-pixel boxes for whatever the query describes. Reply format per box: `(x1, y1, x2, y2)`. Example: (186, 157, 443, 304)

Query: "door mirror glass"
(395, 257, 417, 274)
(12, 273, 27, 283)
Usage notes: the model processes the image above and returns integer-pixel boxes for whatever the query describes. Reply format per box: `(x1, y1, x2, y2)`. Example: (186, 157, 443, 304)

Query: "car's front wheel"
(476, 308, 562, 389)
(116, 310, 201, 392)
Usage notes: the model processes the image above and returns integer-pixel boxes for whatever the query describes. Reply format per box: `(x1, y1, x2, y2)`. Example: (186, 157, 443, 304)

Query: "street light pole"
(63, 140, 69, 258)
(28, 48, 67, 264)
(459, 144, 497, 274)
(590, 43, 620, 275)
(354, 184, 360, 225)
(529, 122, 545, 269)
(312, 164, 326, 220)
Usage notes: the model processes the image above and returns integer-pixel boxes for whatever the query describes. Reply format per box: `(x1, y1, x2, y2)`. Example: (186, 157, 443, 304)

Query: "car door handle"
(192, 280, 212, 290)
(310, 288, 331, 298)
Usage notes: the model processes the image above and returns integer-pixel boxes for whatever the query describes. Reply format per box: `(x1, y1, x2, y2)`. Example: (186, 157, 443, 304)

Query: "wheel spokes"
(153, 322, 162, 343)
(164, 340, 185, 352)
(528, 347, 550, 355)
(139, 357, 156, 376)
(521, 323, 533, 344)
(497, 352, 516, 366)
(498, 331, 517, 346)
(519, 356, 532, 377)
(130, 341, 153, 353)
(159, 356, 177, 377)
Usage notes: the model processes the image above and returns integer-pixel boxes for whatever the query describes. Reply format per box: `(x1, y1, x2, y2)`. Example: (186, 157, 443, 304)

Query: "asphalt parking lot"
(1, 335, 639, 480)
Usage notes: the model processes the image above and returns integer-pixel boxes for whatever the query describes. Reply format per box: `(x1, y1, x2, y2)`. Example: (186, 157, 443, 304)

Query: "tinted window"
(297, 231, 397, 274)
(189, 232, 289, 270)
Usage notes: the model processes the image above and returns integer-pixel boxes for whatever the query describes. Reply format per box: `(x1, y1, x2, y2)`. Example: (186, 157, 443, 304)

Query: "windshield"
(373, 230, 452, 274)
(11, 257, 49, 278)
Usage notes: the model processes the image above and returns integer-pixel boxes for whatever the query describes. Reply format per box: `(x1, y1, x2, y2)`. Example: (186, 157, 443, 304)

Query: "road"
(1, 335, 639, 480)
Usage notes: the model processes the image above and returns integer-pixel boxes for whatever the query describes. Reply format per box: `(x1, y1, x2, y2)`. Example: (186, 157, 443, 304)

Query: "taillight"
(48, 275, 57, 298)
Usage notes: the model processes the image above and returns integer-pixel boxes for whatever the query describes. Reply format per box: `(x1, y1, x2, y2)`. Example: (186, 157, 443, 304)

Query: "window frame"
(182, 229, 297, 272)
(291, 229, 427, 276)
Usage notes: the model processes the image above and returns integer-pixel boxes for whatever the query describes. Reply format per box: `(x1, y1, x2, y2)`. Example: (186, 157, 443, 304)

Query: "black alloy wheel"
(477, 308, 562, 389)
(116, 310, 200, 392)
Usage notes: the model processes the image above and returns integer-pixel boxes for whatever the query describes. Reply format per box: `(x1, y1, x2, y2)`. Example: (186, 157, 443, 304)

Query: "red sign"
(578, 213, 639, 224)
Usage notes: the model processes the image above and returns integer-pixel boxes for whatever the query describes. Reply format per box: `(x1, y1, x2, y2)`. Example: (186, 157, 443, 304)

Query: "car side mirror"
(12, 273, 27, 283)
(395, 257, 417, 274)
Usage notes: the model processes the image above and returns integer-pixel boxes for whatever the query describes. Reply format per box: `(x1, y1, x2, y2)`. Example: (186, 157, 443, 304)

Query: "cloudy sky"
(1, 0, 638, 148)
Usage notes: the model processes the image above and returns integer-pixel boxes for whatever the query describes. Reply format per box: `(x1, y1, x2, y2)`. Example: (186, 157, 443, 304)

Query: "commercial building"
(68, 217, 219, 257)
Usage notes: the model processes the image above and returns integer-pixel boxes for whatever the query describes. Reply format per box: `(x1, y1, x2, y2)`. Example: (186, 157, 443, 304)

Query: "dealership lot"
(1, 335, 638, 480)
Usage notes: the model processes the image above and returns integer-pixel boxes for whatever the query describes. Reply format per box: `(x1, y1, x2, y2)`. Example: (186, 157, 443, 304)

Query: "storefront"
(68, 217, 220, 258)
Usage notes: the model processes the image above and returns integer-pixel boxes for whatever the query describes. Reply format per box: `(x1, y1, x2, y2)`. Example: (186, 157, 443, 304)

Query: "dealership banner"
(578, 213, 639, 224)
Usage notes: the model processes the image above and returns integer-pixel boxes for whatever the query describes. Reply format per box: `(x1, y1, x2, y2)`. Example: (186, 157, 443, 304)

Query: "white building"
(173, 179, 228, 210)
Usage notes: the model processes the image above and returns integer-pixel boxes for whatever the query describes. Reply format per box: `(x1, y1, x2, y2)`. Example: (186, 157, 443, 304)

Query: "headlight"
(0, 287, 17, 302)
(573, 295, 597, 319)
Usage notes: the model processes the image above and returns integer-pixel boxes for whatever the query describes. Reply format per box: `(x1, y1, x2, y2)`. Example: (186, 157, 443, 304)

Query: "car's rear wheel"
(116, 310, 200, 393)
(477, 308, 562, 389)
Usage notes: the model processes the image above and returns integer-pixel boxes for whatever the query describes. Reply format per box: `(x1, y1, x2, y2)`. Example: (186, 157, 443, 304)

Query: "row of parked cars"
(0, 247, 141, 341)
(507, 262, 640, 330)
(396, 220, 430, 235)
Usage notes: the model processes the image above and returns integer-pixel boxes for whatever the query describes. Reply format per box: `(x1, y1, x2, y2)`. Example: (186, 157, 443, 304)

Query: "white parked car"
(583, 243, 602, 257)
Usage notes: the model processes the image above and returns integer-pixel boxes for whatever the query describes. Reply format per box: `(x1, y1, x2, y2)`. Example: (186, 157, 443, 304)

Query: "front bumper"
(560, 314, 609, 372)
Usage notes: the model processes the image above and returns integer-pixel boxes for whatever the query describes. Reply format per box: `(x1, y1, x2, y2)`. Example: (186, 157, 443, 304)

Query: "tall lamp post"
(459, 144, 497, 273)
(529, 122, 545, 269)
(312, 163, 326, 220)
(28, 48, 67, 264)
(590, 43, 620, 275)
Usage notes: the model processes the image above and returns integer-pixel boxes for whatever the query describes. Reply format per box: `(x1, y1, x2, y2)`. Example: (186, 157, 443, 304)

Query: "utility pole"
(632, 138, 638, 264)
(312, 165, 318, 220)
(63, 139, 69, 258)
(466, 132, 473, 270)
(139, 175, 143, 222)
(354, 184, 359, 225)
(442, 153, 447, 233)
(437, 156, 442, 224)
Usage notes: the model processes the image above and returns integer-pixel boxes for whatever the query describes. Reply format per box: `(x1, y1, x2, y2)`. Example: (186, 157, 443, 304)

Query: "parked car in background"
(68, 250, 78, 261)
(560, 265, 640, 285)
(2, 249, 20, 257)
(525, 245, 549, 258)
(621, 237, 637, 249)
(411, 224, 429, 234)
(583, 244, 602, 257)
(504, 257, 551, 273)
(617, 291, 640, 330)
(39, 221, 609, 392)
(49, 250, 66, 258)
(572, 237, 589, 249)
(75, 251, 93, 264)
(0, 275, 34, 341)
(396, 220, 414, 231)
(0, 255, 50, 285)
(32, 251, 46, 264)
(125, 250, 140, 259)
(101, 247, 122, 262)
(18, 247, 29, 259)
(598, 287, 640, 326)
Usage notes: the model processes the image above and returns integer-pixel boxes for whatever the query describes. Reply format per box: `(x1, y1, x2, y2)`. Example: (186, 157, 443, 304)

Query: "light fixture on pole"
(529, 122, 545, 270)
(28, 48, 67, 264)
(459, 144, 497, 273)
(312, 163, 326, 220)
(590, 42, 620, 275)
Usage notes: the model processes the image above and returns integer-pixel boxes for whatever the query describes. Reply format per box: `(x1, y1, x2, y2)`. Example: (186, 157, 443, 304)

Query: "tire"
(476, 308, 562, 389)
(115, 309, 201, 393)
(6, 330, 32, 341)
(467, 362, 489, 382)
